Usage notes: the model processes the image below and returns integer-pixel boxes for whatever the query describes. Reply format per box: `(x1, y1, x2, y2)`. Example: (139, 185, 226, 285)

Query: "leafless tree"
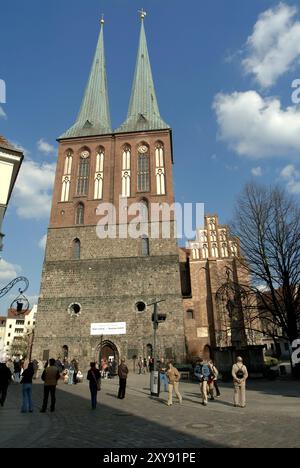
(231, 182, 300, 344)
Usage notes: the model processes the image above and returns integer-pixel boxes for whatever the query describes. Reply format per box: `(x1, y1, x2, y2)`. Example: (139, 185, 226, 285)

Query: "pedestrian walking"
(0, 362, 12, 407)
(159, 358, 168, 392)
(68, 361, 74, 385)
(194, 359, 214, 406)
(137, 357, 143, 375)
(118, 358, 129, 399)
(232, 356, 248, 408)
(20, 362, 34, 413)
(72, 359, 78, 384)
(13, 357, 21, 383)
(209, 360, 221, 398)
(143, 358, 148, 374)
(166, 362, 182, 406)
(40, 358, 60, 413)
(87, 362, 101, 409)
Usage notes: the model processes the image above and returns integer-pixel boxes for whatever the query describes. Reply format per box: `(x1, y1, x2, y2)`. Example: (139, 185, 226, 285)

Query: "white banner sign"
(90, 322, 127, 336)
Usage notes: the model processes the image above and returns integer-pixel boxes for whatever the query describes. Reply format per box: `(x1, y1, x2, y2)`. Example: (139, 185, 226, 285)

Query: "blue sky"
(1, 0, 300, 314)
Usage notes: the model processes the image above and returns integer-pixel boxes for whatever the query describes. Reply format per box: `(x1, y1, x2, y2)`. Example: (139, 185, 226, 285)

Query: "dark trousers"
(118, 378, 127, 399)
(214, 380, 221, 396)
(73, 371, 77, 384)
(90, 386, 97, 409)
(0, 384, 8, 406)
(42, 385, 56, 411)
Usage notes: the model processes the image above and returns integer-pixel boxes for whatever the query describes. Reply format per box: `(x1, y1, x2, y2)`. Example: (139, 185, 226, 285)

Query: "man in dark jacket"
(118, 359, 129, 399)
(0, 362, 12, 406)
(40, 358, 60, 413)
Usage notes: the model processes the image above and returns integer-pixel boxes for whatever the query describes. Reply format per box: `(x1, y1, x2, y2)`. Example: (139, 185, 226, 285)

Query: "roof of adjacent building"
(0, 136, 22, 153)
(6, 309, 32, 319)
(115, 19, 169, 133)
(59, 21, 112, 139)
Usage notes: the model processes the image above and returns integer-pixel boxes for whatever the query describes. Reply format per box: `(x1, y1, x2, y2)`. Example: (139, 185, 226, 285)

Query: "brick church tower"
(33, 14, 185, 368)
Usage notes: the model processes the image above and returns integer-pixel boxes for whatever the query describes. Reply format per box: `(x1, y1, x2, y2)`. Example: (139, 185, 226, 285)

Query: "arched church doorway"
(98, 340, 119, 367)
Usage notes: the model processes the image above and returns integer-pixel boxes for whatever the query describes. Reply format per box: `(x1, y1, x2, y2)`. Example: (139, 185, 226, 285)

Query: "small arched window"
(75, 203, 84, 225)
(187, 310, 194, 320)
(73, 238, 81, 259)
(141, 235, 150, 256)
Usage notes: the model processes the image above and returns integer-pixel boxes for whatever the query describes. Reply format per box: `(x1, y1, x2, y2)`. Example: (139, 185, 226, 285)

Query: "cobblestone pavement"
(0, 374, 300, 448)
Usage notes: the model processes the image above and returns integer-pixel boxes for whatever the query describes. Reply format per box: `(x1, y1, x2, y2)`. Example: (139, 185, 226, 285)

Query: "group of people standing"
(159, 356, 248, 408)
(87, 358, 129, 409)
(0, 354, 249, 413)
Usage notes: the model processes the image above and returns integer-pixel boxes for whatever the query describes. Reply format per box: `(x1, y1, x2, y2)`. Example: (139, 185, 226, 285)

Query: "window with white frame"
(61, 149, 73, 202)
(121, 145, 131, 197)
(94, 148, 104, 199)
(155, 143, 166, 195)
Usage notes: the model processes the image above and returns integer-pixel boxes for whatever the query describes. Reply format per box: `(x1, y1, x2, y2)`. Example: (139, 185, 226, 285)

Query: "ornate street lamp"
(0, 136, 24, 252)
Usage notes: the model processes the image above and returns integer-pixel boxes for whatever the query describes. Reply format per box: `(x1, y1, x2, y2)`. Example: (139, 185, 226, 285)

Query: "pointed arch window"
(94, 148, 104, 199)
(77, 150, 90, 196)
(122, 145, 131, 197)
(192, 248, 200, 260)
(141, 235, 150, 256)
(202, 244, 209, 259)
(231, 242, 238, 257)
(221, 243, 228, 257)
(212, 243, 219, 258)
(137, 145, 150, 192)
(75, 203, 84, 225)
(73, 238, 81, 259)
(61, 149, 73, 202)
(155, 143, 166, 195)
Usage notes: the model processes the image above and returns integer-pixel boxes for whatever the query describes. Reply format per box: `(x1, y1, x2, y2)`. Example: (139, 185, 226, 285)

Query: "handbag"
(91, 370, 101, 391)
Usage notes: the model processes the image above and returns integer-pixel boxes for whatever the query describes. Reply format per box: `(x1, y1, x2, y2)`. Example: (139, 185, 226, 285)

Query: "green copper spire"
(60, 18, 111, 139)
(116, 12, 169, 133)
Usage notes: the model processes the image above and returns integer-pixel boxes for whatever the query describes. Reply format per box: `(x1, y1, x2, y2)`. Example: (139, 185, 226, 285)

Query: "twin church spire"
(60, 13, 169, 140)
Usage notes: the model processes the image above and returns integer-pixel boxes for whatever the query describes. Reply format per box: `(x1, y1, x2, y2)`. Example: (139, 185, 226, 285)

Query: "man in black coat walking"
(0, 362, 12, 407)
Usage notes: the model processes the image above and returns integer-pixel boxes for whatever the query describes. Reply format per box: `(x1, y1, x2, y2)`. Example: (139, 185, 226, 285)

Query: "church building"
(32, 13, 186, 368)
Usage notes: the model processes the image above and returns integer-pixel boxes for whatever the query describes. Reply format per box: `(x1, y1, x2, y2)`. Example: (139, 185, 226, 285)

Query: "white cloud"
(13, 160, 56, 219)
(37, 138, 56, 155)
(213, 90, 300, 158)
(38, 234, 47, 250)
(0, 106, 7, 119)
(10, 141, 30, 157)
(251, 166, 263, 177)
(280, 164, 300, 193)
(243, 3, 300, 87)
(0, 259, 22, 282)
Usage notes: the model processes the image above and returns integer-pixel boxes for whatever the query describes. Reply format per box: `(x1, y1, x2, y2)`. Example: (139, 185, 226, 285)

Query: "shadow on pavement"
(0, 382, 228, 449)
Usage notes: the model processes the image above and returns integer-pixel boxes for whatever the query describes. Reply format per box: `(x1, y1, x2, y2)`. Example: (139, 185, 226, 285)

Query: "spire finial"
(100, 13, 105, 25)
(139, 9, 147, 21)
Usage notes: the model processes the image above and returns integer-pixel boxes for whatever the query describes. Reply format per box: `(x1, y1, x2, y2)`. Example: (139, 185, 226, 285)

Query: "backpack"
(201, 364, 211, 380)
(236, 366, 244, 379)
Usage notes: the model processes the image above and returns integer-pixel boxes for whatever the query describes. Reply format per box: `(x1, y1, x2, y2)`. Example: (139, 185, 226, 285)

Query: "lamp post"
(0, 136, 24, 253)
(147, 299, 166, 397)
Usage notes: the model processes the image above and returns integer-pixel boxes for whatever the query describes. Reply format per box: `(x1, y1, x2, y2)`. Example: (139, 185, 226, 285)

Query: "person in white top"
(232, 356, 248, 408)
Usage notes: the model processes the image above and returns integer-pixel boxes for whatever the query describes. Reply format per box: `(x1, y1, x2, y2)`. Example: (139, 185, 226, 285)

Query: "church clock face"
(138, 145, 148, 154)
(81, 150, 90, 159)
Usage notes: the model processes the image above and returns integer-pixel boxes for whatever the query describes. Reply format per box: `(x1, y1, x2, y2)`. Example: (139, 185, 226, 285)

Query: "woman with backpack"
(194, 359, 213, 406)
(232, 356, 248, 408)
